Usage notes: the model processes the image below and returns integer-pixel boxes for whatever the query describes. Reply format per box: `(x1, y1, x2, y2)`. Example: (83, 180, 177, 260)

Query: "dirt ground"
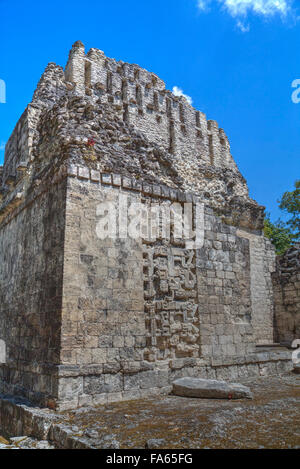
(60, 373, 300, 449)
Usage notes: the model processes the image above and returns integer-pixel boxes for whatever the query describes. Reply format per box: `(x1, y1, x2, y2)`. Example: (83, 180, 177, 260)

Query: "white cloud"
(172, 86, 193, 105)
(197, 0, 211, 11)
(0, 142, 5, 151)
(221, 0, 292, 17)
(237, 19, 250, 31)
(196, 1, 296, 30)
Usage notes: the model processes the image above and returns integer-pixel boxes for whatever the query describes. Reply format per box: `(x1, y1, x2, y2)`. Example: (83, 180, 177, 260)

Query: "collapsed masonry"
(0, 41, 296, 410)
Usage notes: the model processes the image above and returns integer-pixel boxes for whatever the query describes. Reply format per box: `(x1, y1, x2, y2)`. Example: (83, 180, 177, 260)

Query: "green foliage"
(264, 181, 300, 254)
(264, 216, 293, 255)
(278, 180, 300, 241)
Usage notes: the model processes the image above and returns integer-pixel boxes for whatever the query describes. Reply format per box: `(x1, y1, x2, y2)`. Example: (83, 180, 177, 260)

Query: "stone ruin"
(0, 41, 297, 410)
(273, 244, 300, 345)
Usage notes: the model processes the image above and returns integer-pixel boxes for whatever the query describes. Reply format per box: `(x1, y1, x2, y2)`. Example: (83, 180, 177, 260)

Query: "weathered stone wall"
(0, 177, 67, 406)
(1, 42, 264, 232)
(273, 244, 300, 344)
(65, 42, 237, 171)
(0, 160, 288, 410)
(0, 42, 283, 409)
(2, 59, 66, 184)
(237, 229, 276, 344)
(50, 166, 275, 410)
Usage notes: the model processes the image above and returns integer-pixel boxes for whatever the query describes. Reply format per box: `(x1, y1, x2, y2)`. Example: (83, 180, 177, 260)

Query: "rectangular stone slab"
(172, 378, 253, 399)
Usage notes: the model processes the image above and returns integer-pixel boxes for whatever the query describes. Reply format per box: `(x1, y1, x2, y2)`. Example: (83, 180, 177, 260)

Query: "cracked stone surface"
(53, 373, 299, 449)
(0, 436, 54, 450)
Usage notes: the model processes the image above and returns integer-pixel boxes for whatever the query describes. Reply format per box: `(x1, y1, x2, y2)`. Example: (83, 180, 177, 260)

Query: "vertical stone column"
(207, 120, 221, 167)
(65, 41, 86, 95)
(86, 48, 106, 88)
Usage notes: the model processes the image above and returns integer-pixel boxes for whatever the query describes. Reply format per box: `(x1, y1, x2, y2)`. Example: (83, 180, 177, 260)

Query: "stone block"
(78, 167, 90, 179)
(90, 170, 100, 182)
(172, 377, 253, 399)
(101, 173, 112, 185)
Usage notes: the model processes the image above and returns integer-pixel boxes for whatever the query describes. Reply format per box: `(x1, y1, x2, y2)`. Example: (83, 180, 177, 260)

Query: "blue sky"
(0, 0, 299, 220)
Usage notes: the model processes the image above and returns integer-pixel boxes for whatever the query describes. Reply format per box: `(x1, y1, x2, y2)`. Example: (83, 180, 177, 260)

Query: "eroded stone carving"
(143, 244, 200, 361)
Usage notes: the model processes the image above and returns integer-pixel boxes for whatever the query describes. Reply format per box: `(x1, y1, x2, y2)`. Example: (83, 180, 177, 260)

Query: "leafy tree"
(278, 180, 300, 242)
(264, 216, 293, 255)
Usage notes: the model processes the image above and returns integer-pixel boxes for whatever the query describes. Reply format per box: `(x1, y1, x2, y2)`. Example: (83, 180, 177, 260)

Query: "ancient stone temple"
(0, 42, 294, 410)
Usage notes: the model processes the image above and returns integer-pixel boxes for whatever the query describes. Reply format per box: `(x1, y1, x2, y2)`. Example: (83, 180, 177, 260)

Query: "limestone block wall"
(273, 244, 300, 344)
(0, 177, 67, 405)
(198, 224, 254, 358)
(64, 42, 239, 179)
(2, 42, 261, 232)
(2, 106, 36, 185)
(2, 63, 65, 188)
(0, 163, 290, 410)
(237, 229, 276, 345)
(53, 168, 258, 409)
(0, 42, 284, 410)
